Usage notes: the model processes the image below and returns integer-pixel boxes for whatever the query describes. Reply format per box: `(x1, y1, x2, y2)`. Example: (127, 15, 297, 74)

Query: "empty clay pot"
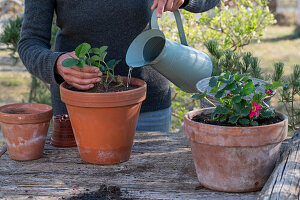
(60, 77, 146, 164)
(0, 103, 53, 161)
(51, 114, 76, 147)
(184, 108, 288, 192)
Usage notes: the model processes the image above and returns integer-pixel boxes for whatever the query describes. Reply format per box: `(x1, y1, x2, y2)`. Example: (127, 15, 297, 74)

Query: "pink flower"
(266, 88, 273, 95)
(243, 82, 247, 86)
(227, 93, 232, 98)
(249, 102, 262, 118)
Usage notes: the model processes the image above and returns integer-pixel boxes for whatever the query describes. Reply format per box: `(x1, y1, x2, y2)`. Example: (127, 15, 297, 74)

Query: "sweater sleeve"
(17, 0, 64, 85)
(181, 0, 220, 13)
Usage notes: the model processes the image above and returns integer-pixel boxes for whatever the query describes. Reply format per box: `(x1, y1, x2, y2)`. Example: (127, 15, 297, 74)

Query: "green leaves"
(192, 90, 207, 100)
(224, 83, 236, 90)
(242, 82, 255, 96)
(107, 59, 121, 70)
(75, 43, 91, 58)
(250, 121, 258, 126)
(264, 82, 283, 90)
(238, 118, 249, 125)
(199, 71, 284, 126)
(209, 76, 218, 87)
(62, 42, 121, 87)
(272, 82, 283, 89)
(99, 52, 107, 62)
(260, 108, 274, 118)
(229, 115, 239, 124)
(234, 74, 245, 81)
(211, 105, 228, 120)
(215, 90, 225, 98)
(240, 106, 251, 117)
(253, 93, 263, 103)
(76, 58, 85, 68)
(62, 58, 79, 67)
(232, 95, 242, 103)
(90, 46, 108, 56)
(89, 55, 101, 63)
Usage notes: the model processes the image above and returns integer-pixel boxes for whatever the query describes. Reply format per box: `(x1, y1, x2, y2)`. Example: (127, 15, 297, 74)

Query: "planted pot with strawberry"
(184, 72, 288, 192)
(59, 42, 147, 165)
(192, 72, 285, 126)
(62, 43, 132, 93)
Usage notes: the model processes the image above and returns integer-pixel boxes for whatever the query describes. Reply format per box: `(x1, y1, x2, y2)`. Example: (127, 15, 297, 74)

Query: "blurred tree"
(268, 0, 277, 13)
(0, 15, 22, 64)
(0, 0, 24, 23)
(298, 0, 300, 26)
(0, 12, 58, 106)
(161, 0, 276, 51)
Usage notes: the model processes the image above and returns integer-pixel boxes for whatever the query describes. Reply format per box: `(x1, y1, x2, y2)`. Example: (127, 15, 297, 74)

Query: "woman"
(18, 0, 220, 132)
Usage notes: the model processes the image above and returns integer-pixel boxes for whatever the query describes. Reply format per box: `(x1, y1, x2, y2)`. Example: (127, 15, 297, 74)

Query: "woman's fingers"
(165, 0, 174, 11)
(65, 67, 102, 80)
(69, 82, 94, 90)
(151, 0, 158, 11)
(71, 65, 101, 74)
(64, 74, 100, 86)
(68, 51, 101, 73)
(156, 0, 167, 18)
(56, 52, 102, 90)
(152, 0, 185, 17)
(173, 0, 184, 11)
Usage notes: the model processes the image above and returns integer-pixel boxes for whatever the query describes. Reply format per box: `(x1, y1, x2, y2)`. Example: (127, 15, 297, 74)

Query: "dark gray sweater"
(18, 0, 220, 115)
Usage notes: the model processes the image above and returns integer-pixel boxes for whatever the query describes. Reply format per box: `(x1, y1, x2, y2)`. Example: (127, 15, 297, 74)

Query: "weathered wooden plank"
(258, 130, 300, 200)
(0, 131, 258, 199)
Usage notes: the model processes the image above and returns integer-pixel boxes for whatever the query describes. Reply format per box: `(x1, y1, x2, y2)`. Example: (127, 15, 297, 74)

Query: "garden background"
(0, 0, 299, 145)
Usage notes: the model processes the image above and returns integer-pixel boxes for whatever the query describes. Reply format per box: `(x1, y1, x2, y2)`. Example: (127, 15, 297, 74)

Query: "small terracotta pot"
(60, 77, 146, 164)
(0, 103, 53, 161)
(184, 108, 288, 192)
(51, 114, 76, 147)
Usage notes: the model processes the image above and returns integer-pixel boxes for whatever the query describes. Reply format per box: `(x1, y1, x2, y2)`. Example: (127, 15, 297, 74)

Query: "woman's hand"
(151, 0, 185, 18)
(55, 51, 102, 90)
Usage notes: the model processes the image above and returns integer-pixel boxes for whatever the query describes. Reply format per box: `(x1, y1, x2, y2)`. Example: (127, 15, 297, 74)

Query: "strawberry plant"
(193, 72, 285, 126)
(62, 43, 121, 90)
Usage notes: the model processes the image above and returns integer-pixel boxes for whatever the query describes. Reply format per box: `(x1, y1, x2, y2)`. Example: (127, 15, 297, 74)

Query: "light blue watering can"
(126, 9, 213, 93)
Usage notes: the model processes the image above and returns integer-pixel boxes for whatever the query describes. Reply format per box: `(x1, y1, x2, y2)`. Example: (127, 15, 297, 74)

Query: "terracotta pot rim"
(185, 107, 288, 130)
(0, 103, 53, 124)
(60, 77, 147, 108)
(60, 76, 146, 95)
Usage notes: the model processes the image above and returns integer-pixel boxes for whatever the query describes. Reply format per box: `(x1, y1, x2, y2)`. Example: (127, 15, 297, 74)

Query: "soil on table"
(66, 184, 132, 200)
(192, 113, 282, 127)
(67, 82, 138, 93)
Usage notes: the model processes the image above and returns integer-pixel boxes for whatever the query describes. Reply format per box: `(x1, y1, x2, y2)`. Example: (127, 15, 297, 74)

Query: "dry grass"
(0, 71, 31, 106)
(244, 25, 300, 76)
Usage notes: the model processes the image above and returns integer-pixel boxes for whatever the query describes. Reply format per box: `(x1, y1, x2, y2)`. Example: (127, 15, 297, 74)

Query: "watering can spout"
(125, 9, 212, 93)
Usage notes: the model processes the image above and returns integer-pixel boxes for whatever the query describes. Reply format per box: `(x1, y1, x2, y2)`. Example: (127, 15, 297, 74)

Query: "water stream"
(126, 66, 133, 89)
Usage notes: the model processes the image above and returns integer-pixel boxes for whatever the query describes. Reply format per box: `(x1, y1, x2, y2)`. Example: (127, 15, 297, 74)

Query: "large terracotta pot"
(0, 103, 53, 161)
(60, 77, 147, 165)
(184, 108, 288, 192)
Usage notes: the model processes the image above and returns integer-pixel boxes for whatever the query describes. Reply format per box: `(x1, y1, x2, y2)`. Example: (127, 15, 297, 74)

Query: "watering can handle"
(151, 9, 188, 46)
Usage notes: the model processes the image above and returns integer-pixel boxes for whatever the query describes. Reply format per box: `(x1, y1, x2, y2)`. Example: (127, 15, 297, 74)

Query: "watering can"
(126, 9, 213, 93)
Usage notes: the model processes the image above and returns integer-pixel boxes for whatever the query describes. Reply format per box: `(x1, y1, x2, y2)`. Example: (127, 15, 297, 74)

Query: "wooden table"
(0, 129, 299, 199)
